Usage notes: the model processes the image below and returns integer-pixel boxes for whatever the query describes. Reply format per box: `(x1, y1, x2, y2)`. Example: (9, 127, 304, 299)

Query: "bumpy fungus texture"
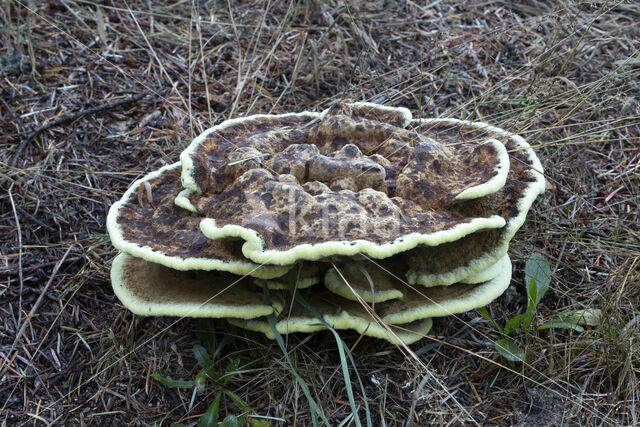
(179, 102, 510, 265)
(107, 101, 545, 345)
(106, 163, 291, 279)
(401, 118, 545, 287)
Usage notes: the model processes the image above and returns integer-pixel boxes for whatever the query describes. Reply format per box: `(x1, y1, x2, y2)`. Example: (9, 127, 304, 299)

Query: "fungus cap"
(105, 102, 545, 347)
(178, 102, 512, 265)
(106, 163, 292, 279)
(402, 118, 545, 287)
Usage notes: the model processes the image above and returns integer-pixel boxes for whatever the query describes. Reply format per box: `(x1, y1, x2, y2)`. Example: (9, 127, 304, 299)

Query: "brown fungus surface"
(180, 103, 511, 265)
(320, 254, 512, 325)
(111, 253, 283, 319)
(105, 104, 543, 345)
(106, 163, 292, 279)
(399, 119, 545, 286)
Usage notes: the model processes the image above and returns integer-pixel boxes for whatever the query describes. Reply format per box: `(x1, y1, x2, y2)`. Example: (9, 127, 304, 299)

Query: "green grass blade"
(263, 286, 328, 426)
(290, 287, 369, 427)
(151, 373, 194, 389)
(477, 306, 503, 333)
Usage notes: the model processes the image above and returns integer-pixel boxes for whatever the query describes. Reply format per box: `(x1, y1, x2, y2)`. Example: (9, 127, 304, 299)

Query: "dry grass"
(1, 0, 639, 425)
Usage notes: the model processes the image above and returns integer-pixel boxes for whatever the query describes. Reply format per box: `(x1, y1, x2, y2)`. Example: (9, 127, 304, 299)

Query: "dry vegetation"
(1, 0, 639, 425)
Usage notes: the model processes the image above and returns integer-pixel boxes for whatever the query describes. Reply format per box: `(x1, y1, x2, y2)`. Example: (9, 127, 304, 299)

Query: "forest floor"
(1, 0, 639, 425)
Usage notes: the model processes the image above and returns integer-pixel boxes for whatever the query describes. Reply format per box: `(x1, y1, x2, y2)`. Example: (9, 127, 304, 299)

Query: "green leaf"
(556, 309, 602, 327)
(527, 279, 537, 313)
(504, 312, 530, 336)
(476, 306, 491, 321)
(95, 6, 108, 46)
(525, 254, 551, 310)
(221, 358, 241, 386)
(220, 415, 242, 427)
(477, 306, 503, 333)
(249, 418, 270, 427)
(538, 319, 585, 332)
(193, 344, 214, 373)
(151, 373, 194, 389)
(538, 309, 601, 332)
(198, 393, 222, 427)
(495, 338, 525, 362)
(194, 344, 220, 382)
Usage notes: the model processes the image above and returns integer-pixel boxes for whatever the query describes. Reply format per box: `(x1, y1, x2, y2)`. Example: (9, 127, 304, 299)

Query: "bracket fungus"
(107, 101, 544, 345)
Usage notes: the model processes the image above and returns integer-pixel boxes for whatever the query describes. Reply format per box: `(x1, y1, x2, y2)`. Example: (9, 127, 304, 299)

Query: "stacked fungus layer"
(107, 102, 545, 344)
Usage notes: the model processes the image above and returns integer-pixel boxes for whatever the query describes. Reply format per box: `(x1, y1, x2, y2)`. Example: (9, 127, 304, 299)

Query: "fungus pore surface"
(228, 254, 511, 344)
(111, 253, 283, 319)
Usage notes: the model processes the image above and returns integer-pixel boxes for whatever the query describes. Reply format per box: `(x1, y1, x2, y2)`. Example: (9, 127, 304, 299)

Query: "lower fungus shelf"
(110, 252, 283, 319)
(110, 250, 512, 345)
(228, 316, 434, 346)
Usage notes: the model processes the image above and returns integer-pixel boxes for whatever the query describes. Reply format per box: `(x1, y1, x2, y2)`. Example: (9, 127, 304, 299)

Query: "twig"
(6, 246, 75, 361)
(15, 204, 56, 232)
(0, 256, 81, 277)
(0, 97, 21, 130)
(7, 184, 23, 331)
(11, 93, 146, 167)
